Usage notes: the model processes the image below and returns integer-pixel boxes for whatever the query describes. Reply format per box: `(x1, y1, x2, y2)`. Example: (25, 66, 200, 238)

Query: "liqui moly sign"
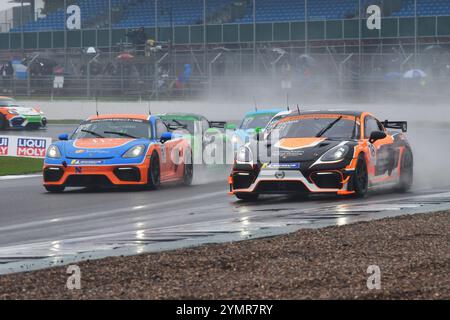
(0, 137, 8, 155)
(0, 135, 52, 158)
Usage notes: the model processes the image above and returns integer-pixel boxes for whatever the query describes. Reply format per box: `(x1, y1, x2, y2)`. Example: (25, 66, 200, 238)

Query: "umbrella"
(299, 54, 316, 67)
(424, 44, 444, 53)
(116, 53, 134, 60)
(403, 69, 427, 79)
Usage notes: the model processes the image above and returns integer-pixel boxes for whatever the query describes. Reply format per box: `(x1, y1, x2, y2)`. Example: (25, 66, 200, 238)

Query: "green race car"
(158, 113, 234, 166)
(0, 96, 47, 130)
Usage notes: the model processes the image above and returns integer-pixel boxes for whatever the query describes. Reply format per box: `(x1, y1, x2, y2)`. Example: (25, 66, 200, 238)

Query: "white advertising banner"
(0, 135, 52, 159)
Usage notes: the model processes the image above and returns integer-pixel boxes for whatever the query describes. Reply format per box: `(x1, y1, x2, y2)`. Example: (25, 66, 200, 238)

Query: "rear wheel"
(0, 114, 7, 130)
(147, 152, 161, 190)
(396, 149, 413, 193)
(235, 192, 259, 202)
(183, 150, 194, 186)
(45, 185, 65, 193)
(353, 154, 368, 198)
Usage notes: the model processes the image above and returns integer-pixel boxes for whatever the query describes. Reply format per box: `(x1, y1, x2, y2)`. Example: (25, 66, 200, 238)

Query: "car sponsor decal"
(74, 138, 132, 149)
(266, 163, 300, 169)
(70, 159, 104, 165)
(275, 138, 326, 150)
(17, 138, 47, 157)
(0, 137, 8, 155)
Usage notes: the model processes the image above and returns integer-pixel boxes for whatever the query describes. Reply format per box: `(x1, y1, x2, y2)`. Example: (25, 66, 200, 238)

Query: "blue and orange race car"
(43, 114, 193, 193)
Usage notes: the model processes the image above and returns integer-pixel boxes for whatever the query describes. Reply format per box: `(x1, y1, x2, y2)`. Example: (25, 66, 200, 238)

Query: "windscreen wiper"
(81, 129, 104, 138)
(103, 131, 137, 139)
(315, 116, 343, 138)
(172, 119, 188, 129)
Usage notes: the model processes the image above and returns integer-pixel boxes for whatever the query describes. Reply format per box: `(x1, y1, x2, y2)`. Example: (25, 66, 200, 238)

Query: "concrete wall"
(17, 99, 450, 123)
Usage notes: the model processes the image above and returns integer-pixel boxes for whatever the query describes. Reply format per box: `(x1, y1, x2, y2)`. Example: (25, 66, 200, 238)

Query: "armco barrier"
(0, 135, 52, 159)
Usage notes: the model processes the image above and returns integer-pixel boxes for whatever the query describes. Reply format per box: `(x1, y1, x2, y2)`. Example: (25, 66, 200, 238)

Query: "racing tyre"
(353, 154, 368, 198)
(235, 192, 259, 202)
(147, 152, 161, 190)
(183, 150, 194, 186)
(0, 114, 7, 130)
(396, 149, 413, 193)
(45, 185, 65, 193)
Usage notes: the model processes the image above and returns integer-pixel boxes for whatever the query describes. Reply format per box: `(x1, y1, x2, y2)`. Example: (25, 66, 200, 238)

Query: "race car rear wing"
(209, 121, 227, 129)
(383, 120, 408, 133)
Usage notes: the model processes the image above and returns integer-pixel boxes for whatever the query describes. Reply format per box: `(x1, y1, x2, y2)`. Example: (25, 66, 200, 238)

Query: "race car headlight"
(8, 109, 19, 115)
(47, 145, 62, 159)
(320, 144, 350, 162)
(236, 146, 253, 163)
(122, 145, 146, 158)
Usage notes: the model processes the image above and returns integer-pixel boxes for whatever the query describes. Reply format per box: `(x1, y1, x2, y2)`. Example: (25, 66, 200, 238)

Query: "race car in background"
(43, 114, 193, 193)
(229, 110, 413, 201)
(158, 112, 231, 165)
(230, 108, 283, 148)
(0, 96, 47, 130)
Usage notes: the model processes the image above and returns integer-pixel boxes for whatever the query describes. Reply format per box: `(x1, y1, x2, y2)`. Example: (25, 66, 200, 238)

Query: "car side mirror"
(58, 133, 69, 141)
(160, 132, 173, 143)
(225, 123, 237, 131)
(255, 127, 264, 141)
(369, 131, 387, 143)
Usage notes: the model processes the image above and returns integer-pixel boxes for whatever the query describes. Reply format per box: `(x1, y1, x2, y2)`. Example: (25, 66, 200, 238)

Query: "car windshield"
(0, 98, 20, 107)
(71, 119, 152, 140)
(271, 115, 358, 140)
(163, 118, 196, 135)
(265, 114, 287, 132)
(240, 114, 276, 130)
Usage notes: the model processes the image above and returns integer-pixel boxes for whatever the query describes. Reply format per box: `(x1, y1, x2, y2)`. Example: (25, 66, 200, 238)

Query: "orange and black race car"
(229, 110, 413, 201)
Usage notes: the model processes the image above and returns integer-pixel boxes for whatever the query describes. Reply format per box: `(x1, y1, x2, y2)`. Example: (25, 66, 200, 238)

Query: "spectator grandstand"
(10, 0, 450, 33)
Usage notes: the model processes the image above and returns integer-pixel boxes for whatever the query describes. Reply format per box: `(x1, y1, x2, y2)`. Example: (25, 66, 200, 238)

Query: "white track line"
(0, 174, 42, 181)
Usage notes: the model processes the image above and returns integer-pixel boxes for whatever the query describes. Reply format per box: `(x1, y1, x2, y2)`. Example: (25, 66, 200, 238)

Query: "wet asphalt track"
(1, 124, 450, 273)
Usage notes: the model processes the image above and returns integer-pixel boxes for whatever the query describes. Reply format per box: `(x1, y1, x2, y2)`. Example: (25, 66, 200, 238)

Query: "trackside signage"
(0, 135, 52, 158)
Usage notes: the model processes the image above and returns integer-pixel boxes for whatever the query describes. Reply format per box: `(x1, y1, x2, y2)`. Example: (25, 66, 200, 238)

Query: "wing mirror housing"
(58, 133, 69, 141)
(369, 131, 387, 143)
(160, 132, 173, 143)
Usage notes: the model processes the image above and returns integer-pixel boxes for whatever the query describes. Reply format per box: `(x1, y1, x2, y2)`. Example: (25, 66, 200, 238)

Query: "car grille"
(43, 167, 64, 182)
(11, 118, 25, 127)
(232, 172, 256, 190)
(64, 175, 113, 187)
(113, 167, 141, 182)
(255, 181, 309, 194)
(310, 172, 342, 189)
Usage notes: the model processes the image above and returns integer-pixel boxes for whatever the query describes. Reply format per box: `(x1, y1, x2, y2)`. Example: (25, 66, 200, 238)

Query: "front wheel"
(353, 154, 368, 198)
(147, 152, 161, 190)
(45, 185, 65, 193)
(235, 192, 259, 202)
(183, 150, 194, 186)
(0, 114, 7, 130)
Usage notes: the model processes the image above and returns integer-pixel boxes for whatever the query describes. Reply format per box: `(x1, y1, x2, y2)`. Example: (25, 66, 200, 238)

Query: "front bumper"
(9, 115, 47, 129)
(43, 164, 147, 187)
(229, 166, 355, 196)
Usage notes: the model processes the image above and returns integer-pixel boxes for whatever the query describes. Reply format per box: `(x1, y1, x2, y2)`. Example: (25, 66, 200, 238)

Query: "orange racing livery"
(43, 114, 193, 192)
(229, 111, 413, 201)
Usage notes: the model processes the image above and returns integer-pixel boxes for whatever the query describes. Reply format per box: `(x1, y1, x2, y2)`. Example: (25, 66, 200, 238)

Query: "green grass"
(47, 119, 82, 125)
(0, 157, 43, 176)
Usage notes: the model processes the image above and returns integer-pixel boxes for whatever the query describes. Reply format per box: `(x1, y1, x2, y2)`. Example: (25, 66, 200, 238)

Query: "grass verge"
(0, 156, 43, 176)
